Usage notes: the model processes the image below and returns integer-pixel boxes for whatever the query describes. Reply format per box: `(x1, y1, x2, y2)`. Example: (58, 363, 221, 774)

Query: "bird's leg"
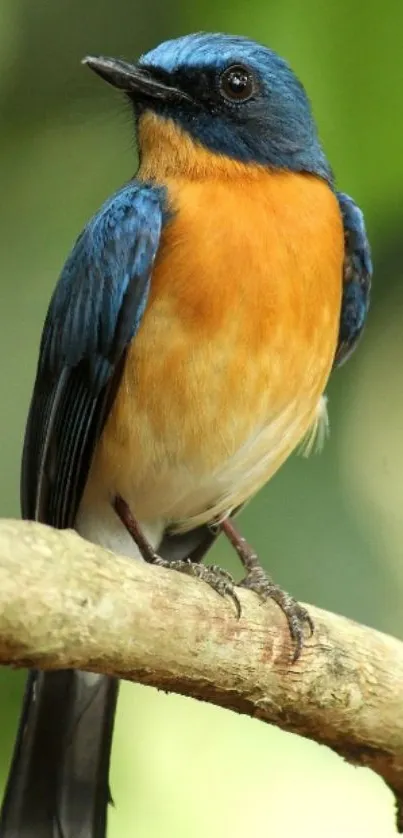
(219, 518, 314, 661)
(113, 495, 159, 562)
(113, 495, 241, 616)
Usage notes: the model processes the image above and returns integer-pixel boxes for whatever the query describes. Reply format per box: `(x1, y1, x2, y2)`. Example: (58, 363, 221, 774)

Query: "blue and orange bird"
(0, 32, 371, 838)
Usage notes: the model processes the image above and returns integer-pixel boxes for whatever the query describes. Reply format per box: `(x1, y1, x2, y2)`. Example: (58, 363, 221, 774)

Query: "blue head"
(85, 33, 332, 182)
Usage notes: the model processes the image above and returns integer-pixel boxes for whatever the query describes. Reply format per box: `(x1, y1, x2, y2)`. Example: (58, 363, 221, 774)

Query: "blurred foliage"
(0, 1, 402, 836)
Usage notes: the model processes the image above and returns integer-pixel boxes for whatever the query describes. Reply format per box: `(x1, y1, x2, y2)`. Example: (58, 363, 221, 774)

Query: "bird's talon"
(208, 564, 234, 583)
(197, 564, 241, 617)
(154, 557, 240, 617)
(239, 569, 313, 662)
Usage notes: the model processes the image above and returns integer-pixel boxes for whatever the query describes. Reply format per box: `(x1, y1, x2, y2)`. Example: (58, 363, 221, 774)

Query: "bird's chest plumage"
(89, 168, 343, 530)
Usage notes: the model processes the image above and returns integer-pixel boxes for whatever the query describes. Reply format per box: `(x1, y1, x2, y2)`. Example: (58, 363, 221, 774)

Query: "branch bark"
(0, 518, 402, 830)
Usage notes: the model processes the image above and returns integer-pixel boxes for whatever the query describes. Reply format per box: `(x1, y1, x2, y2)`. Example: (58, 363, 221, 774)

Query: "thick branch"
(0, 518, 402, 830)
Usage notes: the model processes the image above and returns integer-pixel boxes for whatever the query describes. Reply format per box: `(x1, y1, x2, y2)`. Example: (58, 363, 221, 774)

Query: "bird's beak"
(83, 55, 192, 104)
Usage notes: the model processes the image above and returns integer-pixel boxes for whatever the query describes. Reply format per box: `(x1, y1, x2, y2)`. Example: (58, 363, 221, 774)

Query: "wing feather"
(334, 191, 372, 368)
(21, 182, 164, 528)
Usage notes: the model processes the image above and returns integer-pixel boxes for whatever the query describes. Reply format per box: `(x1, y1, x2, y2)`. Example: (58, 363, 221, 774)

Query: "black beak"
(83, 55, 192, 104)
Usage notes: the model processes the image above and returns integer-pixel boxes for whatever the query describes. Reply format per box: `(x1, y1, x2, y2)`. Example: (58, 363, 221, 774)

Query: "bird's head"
(84, 32, 332, 182)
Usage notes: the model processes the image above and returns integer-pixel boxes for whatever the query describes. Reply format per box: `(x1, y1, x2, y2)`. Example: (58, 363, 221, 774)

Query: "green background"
(0, 2, 402, 836)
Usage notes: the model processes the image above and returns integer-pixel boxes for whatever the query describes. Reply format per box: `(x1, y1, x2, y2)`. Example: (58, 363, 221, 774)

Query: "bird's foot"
(152, 556, 241, 617)
(219, 517, 313, 662)
(239, 566, 313, 662)
(113, 495, 240, 615)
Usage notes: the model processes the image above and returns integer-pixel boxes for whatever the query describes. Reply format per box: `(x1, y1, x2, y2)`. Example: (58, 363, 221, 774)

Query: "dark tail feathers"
(0, 670, 118, 838)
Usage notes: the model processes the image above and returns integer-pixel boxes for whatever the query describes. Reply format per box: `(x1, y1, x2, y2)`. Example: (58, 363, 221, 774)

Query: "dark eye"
(219, 64, 255, 102)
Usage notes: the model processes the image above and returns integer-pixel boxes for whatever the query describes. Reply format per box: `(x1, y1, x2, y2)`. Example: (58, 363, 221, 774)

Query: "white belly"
(76, 395, 327, 554)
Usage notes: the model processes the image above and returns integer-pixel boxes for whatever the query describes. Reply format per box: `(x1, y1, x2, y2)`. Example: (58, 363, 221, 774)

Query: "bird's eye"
(219, 64, 255, 102)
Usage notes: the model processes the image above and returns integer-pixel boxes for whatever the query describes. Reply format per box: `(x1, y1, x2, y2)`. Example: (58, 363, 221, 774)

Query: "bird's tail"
(0, 669, 118, 838)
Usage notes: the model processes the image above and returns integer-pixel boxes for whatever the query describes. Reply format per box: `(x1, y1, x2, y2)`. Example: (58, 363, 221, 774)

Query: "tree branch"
(0, 518, 402, 831)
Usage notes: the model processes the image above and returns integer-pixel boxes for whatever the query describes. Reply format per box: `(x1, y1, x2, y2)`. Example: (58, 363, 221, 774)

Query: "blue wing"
(334, 191, 372, 368)
(21, 182, 165, 527)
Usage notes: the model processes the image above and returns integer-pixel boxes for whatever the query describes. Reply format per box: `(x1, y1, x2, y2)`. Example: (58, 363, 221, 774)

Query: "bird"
(0, 31, 371, 838)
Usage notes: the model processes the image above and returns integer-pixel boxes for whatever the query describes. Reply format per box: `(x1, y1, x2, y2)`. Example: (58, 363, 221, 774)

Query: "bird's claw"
(239, 567, 313, 662)
(153, 557, 241, 618)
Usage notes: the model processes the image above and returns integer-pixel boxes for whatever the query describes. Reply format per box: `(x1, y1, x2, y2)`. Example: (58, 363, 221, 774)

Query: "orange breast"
(85, 164, 344, 529)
